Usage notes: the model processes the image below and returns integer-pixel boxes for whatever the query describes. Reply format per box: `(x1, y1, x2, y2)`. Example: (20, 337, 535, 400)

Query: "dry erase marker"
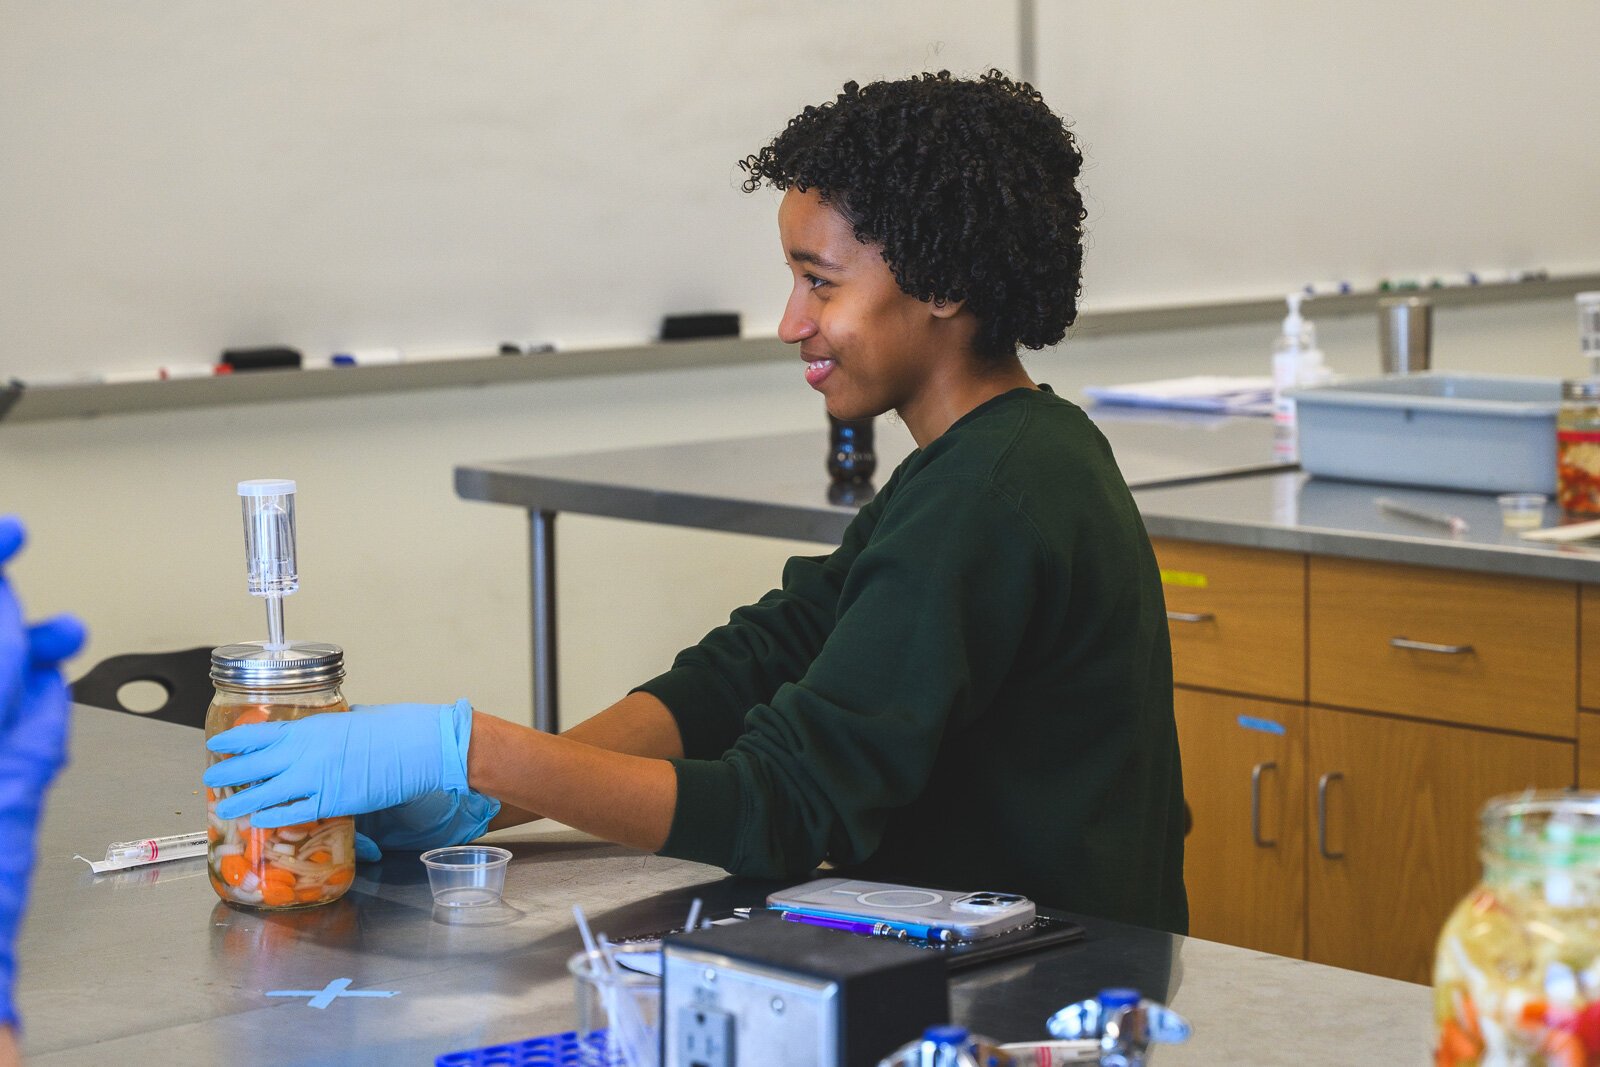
(102, 368, 164, 383)
(329, 347, 403, 367)
(159, 363, 222, 380)
(1301, 279, 1353, 296)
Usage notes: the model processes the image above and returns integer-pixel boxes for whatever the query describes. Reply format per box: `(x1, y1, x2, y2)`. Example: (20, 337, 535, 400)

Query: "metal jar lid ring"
(210, 641, 345, 689)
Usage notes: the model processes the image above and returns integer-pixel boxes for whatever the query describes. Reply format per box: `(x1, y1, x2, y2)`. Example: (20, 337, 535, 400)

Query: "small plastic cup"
(567, 946, 662, 1066)
(1497, 493, 1547, 530)
(419, 845, 511, 908)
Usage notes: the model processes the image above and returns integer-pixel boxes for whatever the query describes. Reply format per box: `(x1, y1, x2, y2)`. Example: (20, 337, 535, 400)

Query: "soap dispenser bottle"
(1271, 293, 1328, 463)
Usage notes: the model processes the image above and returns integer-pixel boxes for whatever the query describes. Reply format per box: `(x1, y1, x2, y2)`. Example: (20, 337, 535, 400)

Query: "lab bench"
(16, 704, 1429, 1064)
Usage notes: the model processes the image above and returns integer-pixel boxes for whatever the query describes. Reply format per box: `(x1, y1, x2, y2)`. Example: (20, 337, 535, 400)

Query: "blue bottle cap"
(924, 1024, 970, 1044)
(1097, 988, 1140, 1009)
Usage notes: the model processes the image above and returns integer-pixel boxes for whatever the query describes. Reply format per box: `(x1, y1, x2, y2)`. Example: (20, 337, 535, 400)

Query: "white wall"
(0, 0, 1017, 380)
(3, 296, 1581, 728)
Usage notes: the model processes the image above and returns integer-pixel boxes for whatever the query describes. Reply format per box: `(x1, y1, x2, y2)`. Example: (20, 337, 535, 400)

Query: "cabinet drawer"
(1308, 558, 1576, 737)
(1581, 585, 1600, 711)
(1152, 539, 1305, 702)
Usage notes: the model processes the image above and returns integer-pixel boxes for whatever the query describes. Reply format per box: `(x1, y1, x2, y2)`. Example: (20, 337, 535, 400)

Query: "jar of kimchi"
(1557, 380, 1600, 516)
(1434, 791, 1600, 1065)
(205, 641, 355, 909)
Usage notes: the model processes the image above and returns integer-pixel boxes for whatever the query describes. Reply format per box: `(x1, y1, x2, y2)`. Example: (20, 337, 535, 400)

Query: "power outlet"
(676, 1004, 735, 1067)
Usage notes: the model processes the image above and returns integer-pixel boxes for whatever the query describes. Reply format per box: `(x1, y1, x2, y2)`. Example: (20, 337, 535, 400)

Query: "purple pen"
(779, 911, 907, 939)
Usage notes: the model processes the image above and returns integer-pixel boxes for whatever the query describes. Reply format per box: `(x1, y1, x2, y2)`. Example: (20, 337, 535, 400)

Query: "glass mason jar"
(1557, 380, 1600, 516)
(205, 641, 356, 910)
(1434, 791, 1600, 1065)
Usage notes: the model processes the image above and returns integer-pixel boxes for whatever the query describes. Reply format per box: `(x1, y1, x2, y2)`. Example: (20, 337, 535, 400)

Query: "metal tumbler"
(1378, 296, 1433, 375)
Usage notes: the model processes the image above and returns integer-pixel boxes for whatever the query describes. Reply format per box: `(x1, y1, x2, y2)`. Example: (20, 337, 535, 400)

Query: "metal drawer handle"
(1389, 636, 1475, 655)
(1166, 611, 1216, 624)
(1317, 771, 1344, 860)
(1250, 761, 1277, 848)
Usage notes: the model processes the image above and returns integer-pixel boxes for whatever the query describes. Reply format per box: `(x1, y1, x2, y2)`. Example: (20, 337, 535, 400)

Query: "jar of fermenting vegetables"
(1434, 791, 1600, 1065)
(205, 642, 355, 910)
(1558, 380, 1600, 516)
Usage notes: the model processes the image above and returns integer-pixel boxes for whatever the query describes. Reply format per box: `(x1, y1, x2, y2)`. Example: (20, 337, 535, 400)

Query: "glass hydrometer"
(238, 479, 298, 650)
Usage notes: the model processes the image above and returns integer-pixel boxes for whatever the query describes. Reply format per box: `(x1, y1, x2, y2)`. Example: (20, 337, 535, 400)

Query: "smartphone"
(766, 877, 1036, 941)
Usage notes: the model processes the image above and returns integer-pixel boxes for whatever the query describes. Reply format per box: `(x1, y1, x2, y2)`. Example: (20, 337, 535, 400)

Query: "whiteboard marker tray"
(1289, 373, 1561, 494)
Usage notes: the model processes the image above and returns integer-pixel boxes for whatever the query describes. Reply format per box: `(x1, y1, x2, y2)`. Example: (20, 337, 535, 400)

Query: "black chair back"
(71, 646, 214, 729)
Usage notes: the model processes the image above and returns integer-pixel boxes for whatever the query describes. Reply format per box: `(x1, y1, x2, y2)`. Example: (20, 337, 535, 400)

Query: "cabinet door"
(1306, 708, 1574, 984)
(1175, 688, 1305, 958)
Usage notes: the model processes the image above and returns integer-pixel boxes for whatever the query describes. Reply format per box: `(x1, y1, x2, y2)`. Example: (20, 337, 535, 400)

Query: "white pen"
(1375, 496, 1469, 535)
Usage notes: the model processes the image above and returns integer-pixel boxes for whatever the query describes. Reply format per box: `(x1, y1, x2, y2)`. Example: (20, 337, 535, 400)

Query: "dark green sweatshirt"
(636, 386, 1187, 933)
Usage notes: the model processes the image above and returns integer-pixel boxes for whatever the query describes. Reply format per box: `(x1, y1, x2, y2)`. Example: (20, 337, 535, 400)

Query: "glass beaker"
(205, 641, 356, 909)
(1434, 791, 1600, 1065)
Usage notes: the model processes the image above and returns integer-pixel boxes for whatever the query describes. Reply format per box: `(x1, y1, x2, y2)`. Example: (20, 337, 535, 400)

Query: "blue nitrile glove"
(353, 789, 501, 862)
(1, 516, 88, 1028)
(203, 699, 475, 829)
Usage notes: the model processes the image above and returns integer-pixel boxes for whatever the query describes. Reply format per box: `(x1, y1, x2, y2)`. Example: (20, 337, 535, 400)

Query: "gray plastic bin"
(1288, 373, 1560, 494)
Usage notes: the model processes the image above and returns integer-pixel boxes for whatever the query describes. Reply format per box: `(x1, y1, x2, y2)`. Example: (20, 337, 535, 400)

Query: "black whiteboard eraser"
(221, 346, 303, 371)
(660, 312, 740, 341)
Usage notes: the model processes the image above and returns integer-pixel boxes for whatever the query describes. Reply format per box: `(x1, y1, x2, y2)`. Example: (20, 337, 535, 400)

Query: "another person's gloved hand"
(1, 516, 88, 1030)
(352, 789, 501, 862)
(202, 700, 475, 829)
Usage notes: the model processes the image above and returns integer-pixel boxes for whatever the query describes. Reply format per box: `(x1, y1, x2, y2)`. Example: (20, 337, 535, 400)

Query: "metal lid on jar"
(1564, 379, 1600, 401)
(210, 641, 345, 689)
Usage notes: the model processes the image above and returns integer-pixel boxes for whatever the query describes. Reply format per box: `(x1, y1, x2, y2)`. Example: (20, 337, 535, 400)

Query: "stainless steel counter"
(1135, 469, 1600, 584)
(17, 705, 1430, 1064)
(455, 410, 1283, 544)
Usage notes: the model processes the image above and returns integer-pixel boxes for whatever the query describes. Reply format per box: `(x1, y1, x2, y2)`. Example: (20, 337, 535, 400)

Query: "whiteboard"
(1032, 1, 1600, 311)
(0, 1, 1016, 381)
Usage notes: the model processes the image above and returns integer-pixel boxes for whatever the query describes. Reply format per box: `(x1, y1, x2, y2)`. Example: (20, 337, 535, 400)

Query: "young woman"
(207, 71, 1187, 933)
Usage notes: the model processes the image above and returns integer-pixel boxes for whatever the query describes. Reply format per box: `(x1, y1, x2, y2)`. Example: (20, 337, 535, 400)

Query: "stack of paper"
(1083, 376, 1274, 416)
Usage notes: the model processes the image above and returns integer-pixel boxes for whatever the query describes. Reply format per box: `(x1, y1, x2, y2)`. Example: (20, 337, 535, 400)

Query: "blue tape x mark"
(266, 978, 399, 1009)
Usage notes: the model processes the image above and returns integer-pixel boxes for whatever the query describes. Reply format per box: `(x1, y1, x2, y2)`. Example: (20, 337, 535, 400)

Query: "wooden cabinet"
(1305, 707, 1572, 984)
(1159, 539, 1583, 984)
(1583, 585, 1600, 711)
(1174, 688, 1305, 959)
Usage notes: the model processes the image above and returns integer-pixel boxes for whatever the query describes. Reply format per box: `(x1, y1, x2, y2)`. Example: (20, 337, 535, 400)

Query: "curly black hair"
(740, 70, 1085, 362)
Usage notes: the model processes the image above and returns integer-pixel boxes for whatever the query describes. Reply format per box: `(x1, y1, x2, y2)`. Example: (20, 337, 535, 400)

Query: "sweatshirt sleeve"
(631, 476, 894, 760)
(659, 471, 1053, 878)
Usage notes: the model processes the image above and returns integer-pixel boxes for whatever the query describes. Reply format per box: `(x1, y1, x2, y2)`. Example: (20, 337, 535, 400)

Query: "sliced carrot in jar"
(231, 708, 271, 726)
(326, 867, 354, 888)
(295, 886, 324, 903)
(262, 867, 296, 888)
(260, 885, 295, 908)
(220, 854, 248, 887)
(307, 850, 331, 864)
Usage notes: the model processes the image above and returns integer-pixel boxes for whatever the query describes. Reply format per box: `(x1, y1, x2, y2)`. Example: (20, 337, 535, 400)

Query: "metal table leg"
(529, 509, 559, 733)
